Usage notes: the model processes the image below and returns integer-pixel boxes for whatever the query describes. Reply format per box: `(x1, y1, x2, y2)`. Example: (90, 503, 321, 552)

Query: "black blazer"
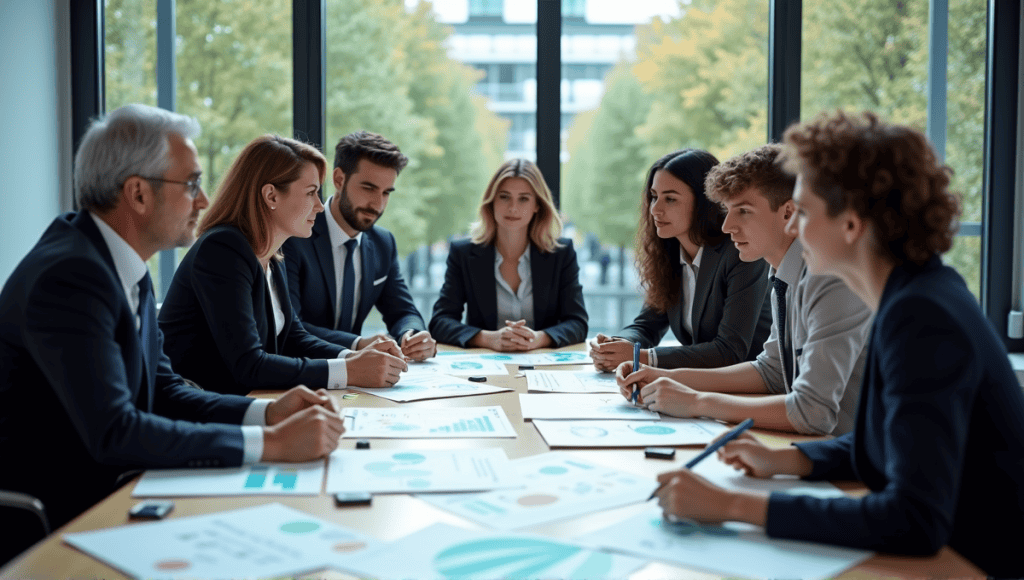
(617, 239, 772, 368)
(159, 225, 344, 396)
(282, 211, 425, 346)
(429, 238, 588, 347)
(767, 258, 1024, 578)
(0, 213, 249, 530)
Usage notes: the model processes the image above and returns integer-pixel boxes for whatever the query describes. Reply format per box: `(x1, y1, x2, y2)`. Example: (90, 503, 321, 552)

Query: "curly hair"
(637, 149, 723, 313)
(780, 110, 959, 265)
(705, 144, 795, 210)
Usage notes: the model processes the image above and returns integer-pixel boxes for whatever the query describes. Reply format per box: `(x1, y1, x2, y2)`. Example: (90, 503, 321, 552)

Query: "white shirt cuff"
(240, 426, 264, 464)
(327, 357, 348, 389)
(648, 348, 658, 368)
(243, 399, 272, 426)
(350, 336, 361, 350)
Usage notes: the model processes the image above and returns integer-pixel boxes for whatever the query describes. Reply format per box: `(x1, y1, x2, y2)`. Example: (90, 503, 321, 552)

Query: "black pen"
(647, 418, 755, 500)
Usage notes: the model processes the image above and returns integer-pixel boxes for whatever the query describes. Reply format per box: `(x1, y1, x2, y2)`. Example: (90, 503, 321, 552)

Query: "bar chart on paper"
(132, 462, 325, 497)
(342, 406, 518, 439)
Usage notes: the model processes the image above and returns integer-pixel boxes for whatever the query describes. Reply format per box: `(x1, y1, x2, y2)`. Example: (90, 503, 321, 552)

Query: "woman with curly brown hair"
(591, 149, 772, 372)
(651, 111, 1024, 578)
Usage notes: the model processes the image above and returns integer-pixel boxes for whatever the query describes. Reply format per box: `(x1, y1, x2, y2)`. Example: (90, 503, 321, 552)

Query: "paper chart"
(518, 393, 660, 420)
(133, 461, 324, 497)
(532, 418, 728, 447)
(577, 505, 872, 580)
(338, 522, 646, 580)
(692, 454, 848, 498)
(418, 452, 655, 530)
(63, 503, 380, 580)
(342, 406, 518, 438)
(523, 369, 620, 393)
(350, 373, 511, 402)
(326, 448, 521, 494)
(404, 356, 511, 377)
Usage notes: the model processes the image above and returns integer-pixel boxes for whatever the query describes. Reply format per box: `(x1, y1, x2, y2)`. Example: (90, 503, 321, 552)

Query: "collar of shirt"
(495, 247, 532, 273)
(324, 195, 363, 250)
(771, 237, 804, 288)
(679, 245, 703, 270)
(89, 211, 150, 311)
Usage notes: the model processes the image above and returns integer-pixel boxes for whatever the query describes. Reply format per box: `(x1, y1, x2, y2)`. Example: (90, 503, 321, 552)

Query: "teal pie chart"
(632, 425, 676, 435)
(433, 537, 612, 579)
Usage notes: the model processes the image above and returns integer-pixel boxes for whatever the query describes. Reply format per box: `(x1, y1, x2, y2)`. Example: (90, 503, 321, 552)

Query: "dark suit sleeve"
(376, 231, 426, 339)
(283, 241, 361, 348)
(654, 256, 770, 368)
(190, 232, 333, 390)
(23, 256, 245, 467)
(766, 296, 976, 555)
(539, 242, 588, 346)
(617, 304, 671, 348)
(429, 246, 482, 347)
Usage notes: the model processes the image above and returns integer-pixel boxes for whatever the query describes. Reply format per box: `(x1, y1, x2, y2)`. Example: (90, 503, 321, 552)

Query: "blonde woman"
(429, 159, 588, 351)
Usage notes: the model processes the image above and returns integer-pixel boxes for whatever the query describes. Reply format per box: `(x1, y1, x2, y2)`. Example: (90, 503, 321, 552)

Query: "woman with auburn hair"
(590, 149, 772, 372)
(651, 111, 1024, 578)
(429, 159, 587, 351)
(159, 135, 406, 396)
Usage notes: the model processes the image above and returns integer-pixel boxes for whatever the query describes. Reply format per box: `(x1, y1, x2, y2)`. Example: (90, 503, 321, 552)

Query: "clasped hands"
(262, 385, 344, 462)
(589, 333, 648, 372)
(474, 320, 551, 352)
(613, 359, 701, 417)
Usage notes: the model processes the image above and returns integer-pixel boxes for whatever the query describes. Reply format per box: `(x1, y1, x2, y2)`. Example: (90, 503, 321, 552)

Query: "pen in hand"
(647, 418, 755, 500)
(631, 342, 640, 407)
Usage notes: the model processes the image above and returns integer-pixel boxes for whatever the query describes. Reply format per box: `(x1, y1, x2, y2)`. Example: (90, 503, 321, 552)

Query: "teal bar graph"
(244, 466, 269, 488)
(429, 415, 497, 434)
(273, 471, 298, 490)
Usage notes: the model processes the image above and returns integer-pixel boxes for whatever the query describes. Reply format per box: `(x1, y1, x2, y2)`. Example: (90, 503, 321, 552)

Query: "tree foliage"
(562, 0, 986, 295)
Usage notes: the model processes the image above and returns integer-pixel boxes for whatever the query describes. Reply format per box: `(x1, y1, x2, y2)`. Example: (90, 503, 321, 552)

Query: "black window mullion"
(293, 0, 326, 152)
(768, 0, 801, 143)
(70, 0, 105, 211)
(536, 0, 561, 207)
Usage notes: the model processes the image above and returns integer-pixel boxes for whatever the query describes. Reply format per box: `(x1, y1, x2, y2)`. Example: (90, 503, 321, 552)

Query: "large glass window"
(562, 0, 769, 335)
(802, 0, 985, 297)
(325, 0, 515, 331)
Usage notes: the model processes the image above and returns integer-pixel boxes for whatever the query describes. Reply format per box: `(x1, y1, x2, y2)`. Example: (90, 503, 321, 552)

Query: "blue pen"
(631, 341, 641, 406)
(648, 418, 755, 500)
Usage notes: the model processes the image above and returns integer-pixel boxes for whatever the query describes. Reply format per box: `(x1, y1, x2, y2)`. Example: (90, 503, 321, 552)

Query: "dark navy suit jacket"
(0, 213, 249, 529)
(159, 225, 343, 396)
(766, 258, 1024, 578)
(429, 238, 588, 347)
(282, 212, 425, 346)
(616, 239, 772, 368)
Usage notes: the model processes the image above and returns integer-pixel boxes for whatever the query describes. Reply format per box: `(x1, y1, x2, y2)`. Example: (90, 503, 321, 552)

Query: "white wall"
(0, 0, 65, 285)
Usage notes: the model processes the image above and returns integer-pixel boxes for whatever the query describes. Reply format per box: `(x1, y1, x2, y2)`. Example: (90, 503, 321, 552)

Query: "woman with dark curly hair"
(590, 149, 772, 372)
(651, 111, 1024, 578)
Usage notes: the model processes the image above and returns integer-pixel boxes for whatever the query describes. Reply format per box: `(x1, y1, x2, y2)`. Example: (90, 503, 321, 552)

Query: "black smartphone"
(644, 447, 676, 460)
(129, 500, 175, 519)
(334, 492, 372, 507)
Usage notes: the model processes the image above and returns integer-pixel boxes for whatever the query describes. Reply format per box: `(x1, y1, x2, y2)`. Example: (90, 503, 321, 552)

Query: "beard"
(337, 180, 381, 232)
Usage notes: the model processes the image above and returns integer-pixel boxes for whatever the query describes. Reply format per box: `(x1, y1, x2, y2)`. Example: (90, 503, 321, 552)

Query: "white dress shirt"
(495, 249, 535, 328)
(648, 245, 703, 368)
(325, 196, 363, 350)
(89, 212, 269, 463)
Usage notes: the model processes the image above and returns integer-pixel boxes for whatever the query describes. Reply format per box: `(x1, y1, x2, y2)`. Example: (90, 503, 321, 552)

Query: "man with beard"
(284, 131, 436, 361)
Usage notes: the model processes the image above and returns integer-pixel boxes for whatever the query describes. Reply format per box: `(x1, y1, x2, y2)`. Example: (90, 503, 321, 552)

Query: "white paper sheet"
(63, 503, 381, 579)
(338, 522, 646, 580)
(404, 356, 511, 377)
(522, 350, 594, 366)
(523, 369, 620, 393)
(326, 448, 522, 494)
(418, 452, 656, 530)
(532, 418, 729, 447)
(342, 406, 518, 438)
(576, 505, 872, 580)
(132, 461, 325, 497)
(519, 393, 660, 420)
(349, 373, 511, 402)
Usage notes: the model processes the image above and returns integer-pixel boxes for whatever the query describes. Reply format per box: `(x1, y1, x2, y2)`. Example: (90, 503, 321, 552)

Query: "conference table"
(1, 345, 984, 579)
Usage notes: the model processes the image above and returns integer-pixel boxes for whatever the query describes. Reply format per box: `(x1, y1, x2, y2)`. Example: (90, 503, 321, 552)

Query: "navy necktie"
(137, 271, 157, 410)
(771, 275, 794, 387)
(339, 238, 358, 332)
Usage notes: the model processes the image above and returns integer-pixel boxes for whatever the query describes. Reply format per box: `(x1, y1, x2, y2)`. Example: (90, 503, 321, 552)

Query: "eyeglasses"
(140, 176, 203, 199)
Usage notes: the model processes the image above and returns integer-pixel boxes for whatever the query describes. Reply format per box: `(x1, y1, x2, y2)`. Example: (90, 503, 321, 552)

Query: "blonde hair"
(470, 159, 563, 252)
(200, 135, 326, 259)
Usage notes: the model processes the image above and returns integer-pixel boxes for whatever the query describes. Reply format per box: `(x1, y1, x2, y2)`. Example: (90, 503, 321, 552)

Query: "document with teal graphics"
(133, 460, 324, 497)
(326, 448, 522, 494)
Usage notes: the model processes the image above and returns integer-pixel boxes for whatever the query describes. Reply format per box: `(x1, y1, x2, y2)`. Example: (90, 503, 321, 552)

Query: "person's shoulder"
(880, 261, 974, 323)
(6, 218, 119, 300)
(448, 238, 478, 255)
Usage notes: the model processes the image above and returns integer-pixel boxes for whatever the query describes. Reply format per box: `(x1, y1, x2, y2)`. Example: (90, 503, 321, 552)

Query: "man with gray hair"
(0, 104, 344, 553)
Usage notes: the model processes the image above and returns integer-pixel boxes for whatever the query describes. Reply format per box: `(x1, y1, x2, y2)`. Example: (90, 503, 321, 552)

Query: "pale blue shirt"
(89, 212, 269, 463)
(495, 249, 534, 328)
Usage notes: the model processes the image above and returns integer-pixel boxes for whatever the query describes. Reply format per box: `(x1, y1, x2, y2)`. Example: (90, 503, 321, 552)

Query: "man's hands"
(590, 333, 647, 372)
(400, 330, 437, 361)
(261, 385, 344, 462)
(346, 337, 408, 387)
(471, 320, 552, 352)
(356, 332, 392, 350)
(716, 433, 813, 479)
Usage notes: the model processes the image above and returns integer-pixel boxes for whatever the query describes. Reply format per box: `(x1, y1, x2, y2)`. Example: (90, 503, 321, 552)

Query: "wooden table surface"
(1, 346, 984, 579)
